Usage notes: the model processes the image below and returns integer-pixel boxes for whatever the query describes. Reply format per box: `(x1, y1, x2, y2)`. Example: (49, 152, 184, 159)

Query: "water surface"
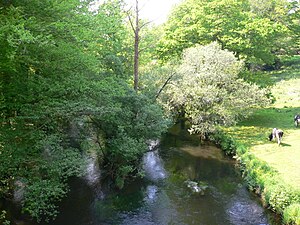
(6, 136, 280, 225)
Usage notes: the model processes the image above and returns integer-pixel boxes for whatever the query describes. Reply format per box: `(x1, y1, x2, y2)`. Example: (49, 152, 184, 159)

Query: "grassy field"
(226, 56, 300, 189)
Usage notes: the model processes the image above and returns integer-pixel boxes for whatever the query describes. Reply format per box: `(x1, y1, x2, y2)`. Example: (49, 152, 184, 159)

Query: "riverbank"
(216, 56, 300, 224)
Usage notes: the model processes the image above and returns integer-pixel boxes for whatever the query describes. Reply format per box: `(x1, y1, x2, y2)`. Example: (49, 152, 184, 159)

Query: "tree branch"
(155, 72, 176, 99)
(140, 20, 152, 29)
(127, 14, 136, 33)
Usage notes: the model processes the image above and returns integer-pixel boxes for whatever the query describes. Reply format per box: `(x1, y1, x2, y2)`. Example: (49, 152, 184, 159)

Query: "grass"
(227, 55, 300, 189)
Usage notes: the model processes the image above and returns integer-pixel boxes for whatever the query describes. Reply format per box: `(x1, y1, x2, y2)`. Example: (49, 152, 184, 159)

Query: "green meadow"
(218, 56, 300, 224)
(227, 56, 300, 189)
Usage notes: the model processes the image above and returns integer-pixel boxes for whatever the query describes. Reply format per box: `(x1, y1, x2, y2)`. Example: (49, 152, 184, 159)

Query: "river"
(4, 134, 280, 225)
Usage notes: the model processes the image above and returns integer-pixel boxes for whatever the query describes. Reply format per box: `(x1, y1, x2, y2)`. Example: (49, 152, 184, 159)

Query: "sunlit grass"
(228, 55, 300, 189)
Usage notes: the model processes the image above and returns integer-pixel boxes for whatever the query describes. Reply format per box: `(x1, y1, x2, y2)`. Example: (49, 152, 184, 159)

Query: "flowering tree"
(162, 42, 270, 135)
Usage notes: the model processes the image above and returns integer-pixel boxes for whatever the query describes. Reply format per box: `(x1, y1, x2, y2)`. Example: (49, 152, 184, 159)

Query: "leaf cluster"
(0, 0, 169, 221)
(160, 42, 270, 135)
(157, 0, 299, 66)
(92, 89, 170, 188)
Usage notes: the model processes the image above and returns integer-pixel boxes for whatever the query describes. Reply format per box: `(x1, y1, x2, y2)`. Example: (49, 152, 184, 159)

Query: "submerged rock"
(184, 180, 208, 195)
(146, 139, 160, 151)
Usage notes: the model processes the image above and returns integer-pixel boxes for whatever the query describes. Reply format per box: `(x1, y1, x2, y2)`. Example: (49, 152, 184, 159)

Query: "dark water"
(4, 136, 280, 225)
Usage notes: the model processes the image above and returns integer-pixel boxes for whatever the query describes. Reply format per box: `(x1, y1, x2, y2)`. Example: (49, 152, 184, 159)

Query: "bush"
(212, 129, 300, 225)
(283, 204, 300, 225)
(211, 130, 237, 156)
(0, 210, 10, 225)
(21, 135, 86, 222)
(22, 180, 67, 222)
(264, 185, 300, 214)
(106, 134, 147, 189)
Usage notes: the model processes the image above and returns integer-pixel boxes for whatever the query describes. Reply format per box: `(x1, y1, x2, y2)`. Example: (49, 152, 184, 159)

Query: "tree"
(127, 0, 141, 91)
(127, 0, 156, 91)
(0, 0, 127, 221)
(156, 0, 293, 66)
(92, 86, 169, 189)
(159, 42, 270, 135)
(0, 0, 169, 221)
(133, 0, 140, 91)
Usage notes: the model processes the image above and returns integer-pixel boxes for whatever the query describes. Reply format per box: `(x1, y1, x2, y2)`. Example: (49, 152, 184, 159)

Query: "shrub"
(210, 130, 237, 156)
(0, 210, 10, 225)
(264, 185, 300, 214)
(105, 134, 147, 189)
(22, 180, 67, 222)
(283, 203, 300, 225)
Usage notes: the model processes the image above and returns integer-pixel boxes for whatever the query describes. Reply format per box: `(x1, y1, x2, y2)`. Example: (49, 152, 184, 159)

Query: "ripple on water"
(144, 185, 158, 203)
(118, 210, 156, 225)
(226, 188, 269, 225)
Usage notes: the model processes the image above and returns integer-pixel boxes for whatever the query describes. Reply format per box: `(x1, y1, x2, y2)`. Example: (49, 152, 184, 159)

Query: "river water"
(5, 134, 280, 225)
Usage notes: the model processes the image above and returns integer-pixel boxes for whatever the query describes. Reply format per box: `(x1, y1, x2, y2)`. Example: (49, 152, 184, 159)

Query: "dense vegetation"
(0, 0, 168, 222)
(213, 55, 300, 224)
(157, 0, 299, 66)
(0, 0, 299, 223)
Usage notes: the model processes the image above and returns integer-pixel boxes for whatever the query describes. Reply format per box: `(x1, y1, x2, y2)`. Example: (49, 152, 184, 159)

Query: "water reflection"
(145, 185, 158, 202)
(3, 139, 280, 225)
(143, 151, 167, 182)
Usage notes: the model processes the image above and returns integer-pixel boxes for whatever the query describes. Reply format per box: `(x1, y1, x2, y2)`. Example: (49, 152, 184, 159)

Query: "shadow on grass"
(226, 106, 300, 146)
(270, 56, 300, 84)
(239, 107, 300, 129)
(280, 142, 291, 147)
(246, 55, 300, 87)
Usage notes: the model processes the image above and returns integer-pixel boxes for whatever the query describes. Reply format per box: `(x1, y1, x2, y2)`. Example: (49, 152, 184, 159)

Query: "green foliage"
(89, 0, 132, 76)
(210, 130, 238, 156)
(240, 153, 279, 192)
(283, 204, 300, 225)
(0, 120, 44, 197)
(0, 210, 10, 225)
(22, 180, 67, 222)
(93, 89, 170, 188)
(139, 61, 179, 100)
(215, 128, 300, 224)
(265, 184, 300, 213)
(157, 0, 297, 66)
(1, 0, 171, 221)
(224, 55, 300, 225)
(37, 135, 87, 181)
(0, 0, 158, 222)
(160, 42, 270, 135)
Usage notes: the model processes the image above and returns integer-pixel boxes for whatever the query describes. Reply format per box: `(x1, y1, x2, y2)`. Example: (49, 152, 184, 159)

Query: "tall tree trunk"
(133, 0, 139, 91)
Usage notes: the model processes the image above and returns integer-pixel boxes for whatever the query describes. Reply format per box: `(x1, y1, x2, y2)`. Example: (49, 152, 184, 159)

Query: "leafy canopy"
(161, 42, 270, 135)
(157, 0, 296, 65)
(0, 0, 169, 222)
